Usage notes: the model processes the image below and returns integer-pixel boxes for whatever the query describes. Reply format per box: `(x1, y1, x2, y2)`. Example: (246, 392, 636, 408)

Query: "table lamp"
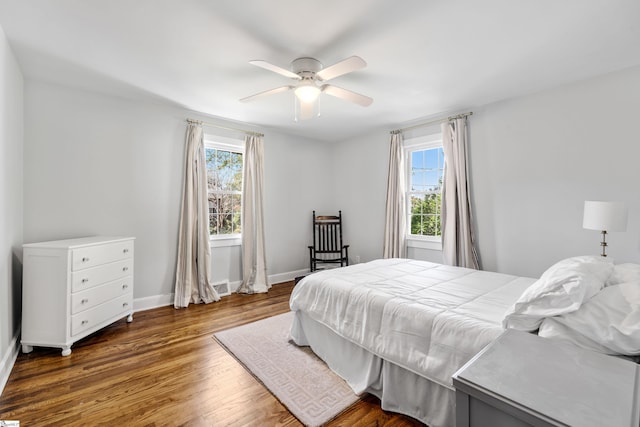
(582, 201, 627, 257)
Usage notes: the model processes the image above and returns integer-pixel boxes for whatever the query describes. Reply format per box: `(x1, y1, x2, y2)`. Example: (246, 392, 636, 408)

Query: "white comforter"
(290, 258, 535, 389)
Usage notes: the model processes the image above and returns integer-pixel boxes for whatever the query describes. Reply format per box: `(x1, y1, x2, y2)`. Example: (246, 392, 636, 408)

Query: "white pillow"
(539, 281, 640, 355)
(502, 256, 614, 331)
(606, 263, 640, 287)
(538, 316, 614, 354)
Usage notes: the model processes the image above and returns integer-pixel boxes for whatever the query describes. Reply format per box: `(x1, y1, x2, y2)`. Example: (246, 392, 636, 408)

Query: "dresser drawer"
(71, 259, 133, 292)
(71, 277, 132, 315)
(72, 240, 133, 271)
(71, 292, 133, 337)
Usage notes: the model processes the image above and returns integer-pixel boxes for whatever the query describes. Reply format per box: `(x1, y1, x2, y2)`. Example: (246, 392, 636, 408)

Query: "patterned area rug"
(214, 312, 360, 427)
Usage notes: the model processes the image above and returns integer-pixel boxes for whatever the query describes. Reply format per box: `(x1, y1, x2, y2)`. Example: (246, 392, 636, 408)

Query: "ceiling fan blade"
(249, 60, 301, 80)
(316, 56, 367, 82)
(240, 85, 294, 103)
(321, 84, 373, 107)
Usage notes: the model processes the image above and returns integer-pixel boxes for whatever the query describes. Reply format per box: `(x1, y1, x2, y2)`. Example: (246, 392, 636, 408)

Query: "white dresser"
(22, 236, 135, 356)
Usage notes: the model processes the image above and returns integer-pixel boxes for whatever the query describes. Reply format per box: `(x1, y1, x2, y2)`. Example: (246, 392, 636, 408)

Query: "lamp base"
(600, 230, 608, 257)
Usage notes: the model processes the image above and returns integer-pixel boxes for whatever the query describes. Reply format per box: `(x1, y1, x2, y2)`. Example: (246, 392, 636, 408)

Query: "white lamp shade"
(583, 201, 628, 231)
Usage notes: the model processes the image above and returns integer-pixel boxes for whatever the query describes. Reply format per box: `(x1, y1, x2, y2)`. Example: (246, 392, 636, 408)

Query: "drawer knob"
(122, 267, 129, 272)
(123, 249, 129, 253)
(81, 320, 88, 325)
(123, 302, 129, 308)
(122, 284, 129, 290)
(81, 298, 89, 304)
(82, 257, 90, 262)
(81, 278, 89, 283)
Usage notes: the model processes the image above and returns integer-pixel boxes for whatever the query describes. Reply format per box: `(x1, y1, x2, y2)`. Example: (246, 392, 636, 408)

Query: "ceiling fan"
(240, 56, 373, 120)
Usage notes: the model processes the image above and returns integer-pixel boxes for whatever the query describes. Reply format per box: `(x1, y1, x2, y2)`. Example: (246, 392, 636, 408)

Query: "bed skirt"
(291, 310, 455, 427)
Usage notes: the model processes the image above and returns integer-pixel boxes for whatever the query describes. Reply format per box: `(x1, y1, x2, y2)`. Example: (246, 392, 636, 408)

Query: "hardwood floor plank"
(0, 281, 423, 426)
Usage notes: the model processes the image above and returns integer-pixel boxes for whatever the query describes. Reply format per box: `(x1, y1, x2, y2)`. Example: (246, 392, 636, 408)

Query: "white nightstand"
(453, 329, 640, 427)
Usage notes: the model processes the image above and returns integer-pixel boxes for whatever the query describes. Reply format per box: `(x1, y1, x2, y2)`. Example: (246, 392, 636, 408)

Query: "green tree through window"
(408, 147, 444, 237)
(206, 146, 243, 236)
(411, 191, 441, 236)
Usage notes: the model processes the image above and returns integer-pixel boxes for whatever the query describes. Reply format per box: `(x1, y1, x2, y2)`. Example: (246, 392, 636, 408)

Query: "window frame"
(404, 133, 444, 251)
(204, 135, 244, 247)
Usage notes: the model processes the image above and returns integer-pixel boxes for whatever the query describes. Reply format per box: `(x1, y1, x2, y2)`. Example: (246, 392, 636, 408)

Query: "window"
(406, 136, 444, 240)
(205, 139, 243, 239)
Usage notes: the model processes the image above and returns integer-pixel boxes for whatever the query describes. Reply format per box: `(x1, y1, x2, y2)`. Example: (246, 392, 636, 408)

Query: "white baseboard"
(133, 269, 307, 312)
(269, 269, 308, 285)
(229, 269, 308, 292)
(134, 293, 175, 312)
(0, 331, 20, 398)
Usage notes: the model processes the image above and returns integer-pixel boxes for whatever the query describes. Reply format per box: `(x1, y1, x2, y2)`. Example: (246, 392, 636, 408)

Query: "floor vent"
(213, 281, 231, 297)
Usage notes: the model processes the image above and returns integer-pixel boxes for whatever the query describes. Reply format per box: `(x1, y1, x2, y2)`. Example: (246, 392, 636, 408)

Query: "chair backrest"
(312, 210, 344, 254)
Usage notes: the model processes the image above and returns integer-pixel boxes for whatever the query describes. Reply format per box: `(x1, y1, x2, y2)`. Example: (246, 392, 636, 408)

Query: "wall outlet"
(355, 256, 360, 264)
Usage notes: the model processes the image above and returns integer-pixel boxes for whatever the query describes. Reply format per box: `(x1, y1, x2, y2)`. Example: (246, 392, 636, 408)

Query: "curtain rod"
(186, 118, 264, 138)
(391, 111, 473, 134)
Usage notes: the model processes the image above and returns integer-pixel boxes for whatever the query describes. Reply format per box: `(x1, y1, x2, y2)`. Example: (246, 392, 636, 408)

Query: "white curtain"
(441, 117, 480, 269)
(238, 135, 269, 293)
(383, 131, 407, 258)
(174, 122, 220, 308)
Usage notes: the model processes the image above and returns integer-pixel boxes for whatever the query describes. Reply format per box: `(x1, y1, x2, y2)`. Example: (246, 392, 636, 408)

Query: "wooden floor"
(0, 281, 423, 426)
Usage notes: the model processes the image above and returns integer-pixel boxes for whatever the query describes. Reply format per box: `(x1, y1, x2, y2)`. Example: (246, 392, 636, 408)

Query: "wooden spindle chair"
(308, 210, 349, 272)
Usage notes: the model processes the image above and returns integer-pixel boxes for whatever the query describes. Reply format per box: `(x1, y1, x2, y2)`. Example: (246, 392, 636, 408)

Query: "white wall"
(24, 81, 185, 303)
(0, 25, 23, 394)
(471, 65, 640, 277)
(263, 133, 334, 277)
(16, 43, 640, 318)
(23, 81, 334, 305)
(335, 65, 640, 278)
(331, 130, 389, 263)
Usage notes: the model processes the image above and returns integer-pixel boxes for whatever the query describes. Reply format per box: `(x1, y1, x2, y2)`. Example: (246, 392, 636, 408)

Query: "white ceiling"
(1, 0, 639, 141)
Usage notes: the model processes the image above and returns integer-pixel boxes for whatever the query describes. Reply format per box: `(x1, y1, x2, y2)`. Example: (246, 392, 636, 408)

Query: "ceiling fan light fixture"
(294, 81, 321, 103)
(241, 56, 372, 118)
(294, 95, 320, 122)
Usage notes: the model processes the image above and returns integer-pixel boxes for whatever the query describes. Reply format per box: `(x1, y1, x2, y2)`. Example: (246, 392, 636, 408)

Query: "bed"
(289, 257, 640, 427)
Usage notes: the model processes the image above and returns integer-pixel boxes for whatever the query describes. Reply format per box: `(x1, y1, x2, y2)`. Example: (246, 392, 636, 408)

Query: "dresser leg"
(61, 347, 72, 357)
(127, 313, 134, 323)
(22, 344, 33, 354)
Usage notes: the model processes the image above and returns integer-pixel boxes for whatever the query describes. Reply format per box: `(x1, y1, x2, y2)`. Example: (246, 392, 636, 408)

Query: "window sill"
(407, 237, 442, 251)
(210, 236, 242, 248)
